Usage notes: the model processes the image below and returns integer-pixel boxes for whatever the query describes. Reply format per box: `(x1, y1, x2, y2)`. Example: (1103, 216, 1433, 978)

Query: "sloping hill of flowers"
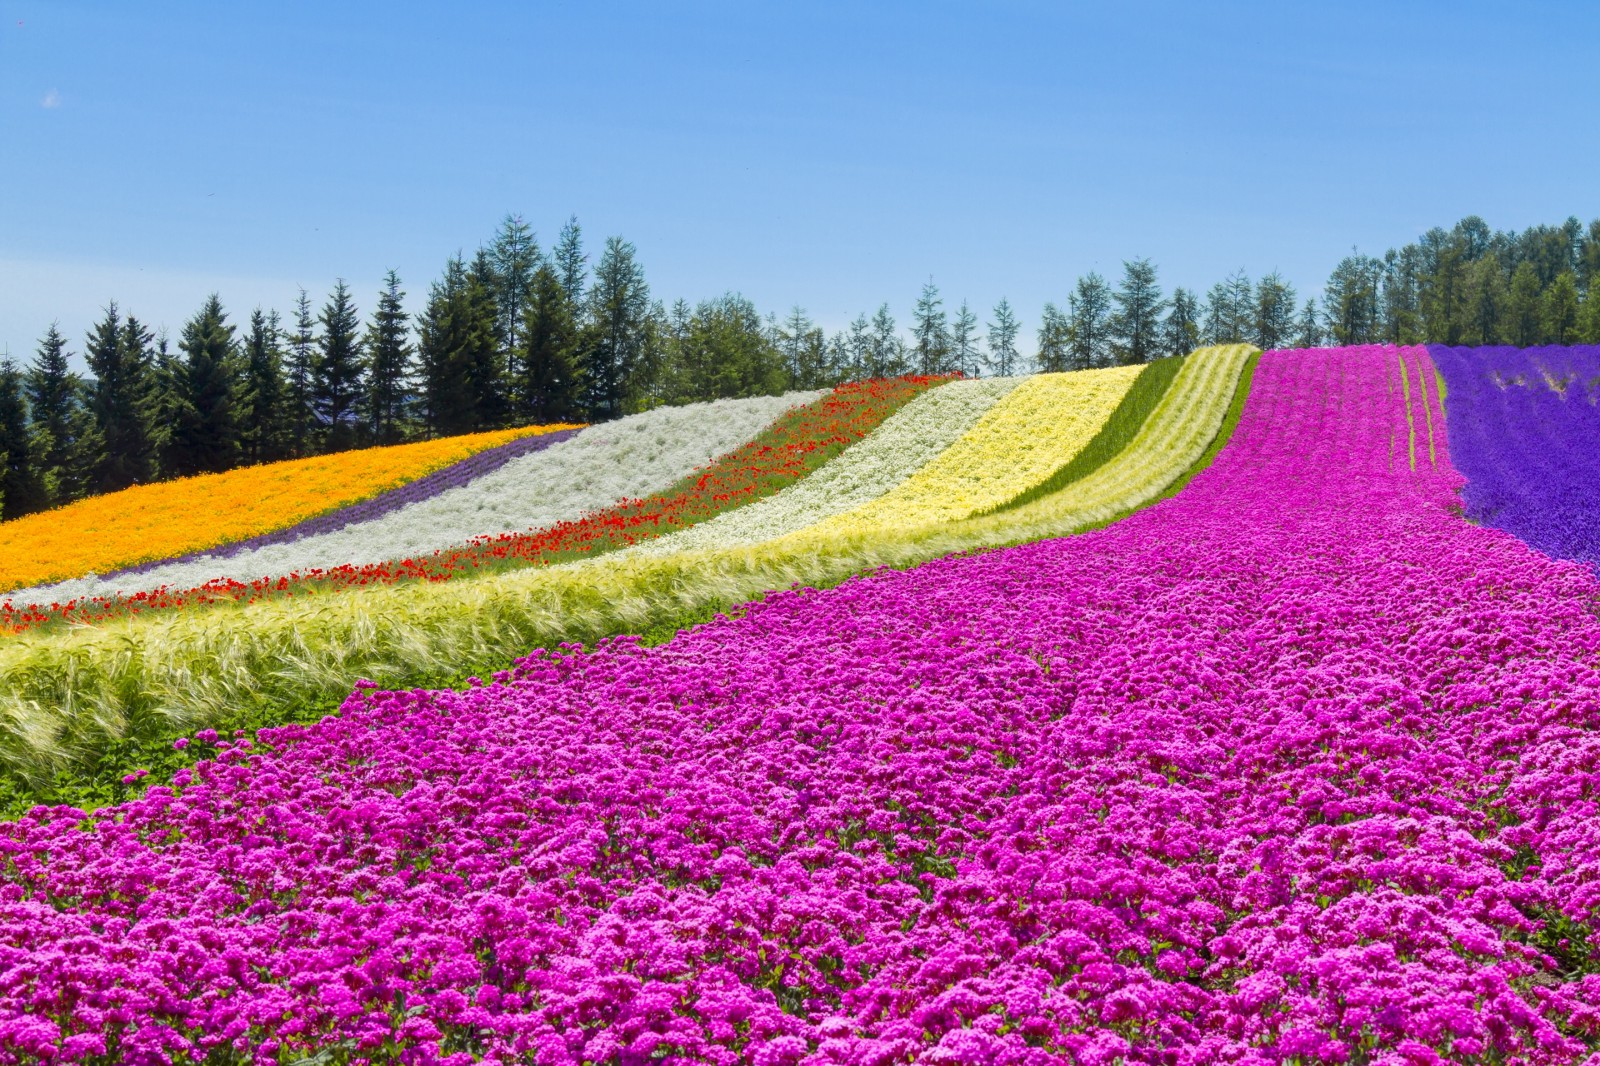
(9, 346, 1600, 1063)
(0, 349, 1250, 814)
(1431, 344, 1600, 569)
(0, 424, 576, 594)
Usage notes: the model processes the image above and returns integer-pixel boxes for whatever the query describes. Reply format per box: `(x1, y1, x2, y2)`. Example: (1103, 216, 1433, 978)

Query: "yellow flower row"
(0, 425, 580, 594)
(798, 365, 1143, 538)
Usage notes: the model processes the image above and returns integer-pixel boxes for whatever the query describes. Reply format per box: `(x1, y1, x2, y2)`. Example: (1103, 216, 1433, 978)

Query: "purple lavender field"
(1430, 345, 1600, 571)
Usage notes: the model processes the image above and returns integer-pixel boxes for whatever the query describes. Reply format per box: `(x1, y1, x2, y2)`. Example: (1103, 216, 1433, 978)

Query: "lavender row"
(105, 429, 581, 580)
(1430, 345, 1600, 571)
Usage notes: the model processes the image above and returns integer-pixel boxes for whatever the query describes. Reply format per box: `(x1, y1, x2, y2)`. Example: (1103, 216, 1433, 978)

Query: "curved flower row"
(623, 377, 1021, 557)
(8, 346, 1600, 1063)
(802, 364, 1142, 538)
(11, 392, 819, 611)
(0, 425, 572, 595)
(1430, 344, 1600, 569)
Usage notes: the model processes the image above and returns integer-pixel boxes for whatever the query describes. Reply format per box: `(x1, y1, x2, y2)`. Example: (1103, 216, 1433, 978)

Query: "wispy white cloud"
(40, 89, 61, 109)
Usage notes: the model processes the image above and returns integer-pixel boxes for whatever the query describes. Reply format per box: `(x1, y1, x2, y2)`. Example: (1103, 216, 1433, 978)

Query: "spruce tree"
(490, 214, 541, 362)
(83, 302, 157, 492)
(553, 216, 588, 307)
(909, 281, 951, 375)
(1162, 288, 1200, 357)
(1110, 259, 1165, 365)
(313, 280, 365, 451)
(1037, 302, 1072, 372)
(239, 309, 291, 465)
(466, 251, 509, 428)
(26, 323, 86, 505)
(285, 289, 318, 456)
(1066, 274, 1112, 369)
(1254, 272, 1298, 350)
(1541, 272, 1581, 344)
(0, 360, 46, 519)
(416, 257, 477, 436)
(518, 263, 584, 423)
(582, 236, 651, 420)
(363, 270, 413, 444)
(169, 294, 242, 476)
(986, 299, 1021, 376)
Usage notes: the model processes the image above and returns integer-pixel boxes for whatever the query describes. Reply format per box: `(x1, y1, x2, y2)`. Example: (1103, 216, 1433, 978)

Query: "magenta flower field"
(6, 345, 1600, 1063)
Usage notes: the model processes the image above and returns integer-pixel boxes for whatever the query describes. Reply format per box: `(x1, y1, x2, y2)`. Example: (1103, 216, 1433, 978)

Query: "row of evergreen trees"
(6, 214, 1600, 520)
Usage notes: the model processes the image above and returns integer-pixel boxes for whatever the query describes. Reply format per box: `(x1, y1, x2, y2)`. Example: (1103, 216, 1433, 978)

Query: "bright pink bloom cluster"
(4, 346, 1600, 1063)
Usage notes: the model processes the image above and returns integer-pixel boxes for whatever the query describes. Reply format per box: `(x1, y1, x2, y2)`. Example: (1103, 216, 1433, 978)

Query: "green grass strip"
(981, 354, 1186, 517)
(1397, 352, 1418, 471)
(1415, 353, 1437, 467)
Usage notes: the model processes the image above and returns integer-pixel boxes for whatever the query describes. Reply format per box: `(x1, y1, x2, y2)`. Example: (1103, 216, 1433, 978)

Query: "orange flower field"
(0, 424, 578, 593)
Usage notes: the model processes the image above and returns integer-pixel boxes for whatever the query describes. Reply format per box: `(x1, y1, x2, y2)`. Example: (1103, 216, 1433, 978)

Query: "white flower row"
(17, 391, 822, 608)
(622, 378, 1022, 558)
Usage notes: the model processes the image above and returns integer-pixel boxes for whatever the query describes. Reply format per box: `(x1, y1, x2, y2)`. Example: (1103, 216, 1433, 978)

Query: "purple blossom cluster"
(107, 429, 581, 579)
(1430, 345, 1600, 571)
(7, 347, 1600, 1063)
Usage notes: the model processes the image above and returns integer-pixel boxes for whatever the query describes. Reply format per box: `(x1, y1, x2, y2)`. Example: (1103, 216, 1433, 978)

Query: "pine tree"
(1066, 274, 1112, 369)
(285, 289, 318, 456)
(1504, 261, 1542, 347)
(582, 236, 651, 420)
(26, 323, 86, 505)
(313, 280, 365, 451)
(518, 262, 584, 423)
(1254, 272, 1298, 350)
(363, 270, 412, 444)
(83, 302, 157, 492)
(169, 294, 242, 476)
(1541, 272, 1581, 344)
(949, 300, 981, 377)
(239, 309, 291, 465)
(553, 216, 587, 307)
(0, 359, 46, 519)
(868, 304, 905, 377)
(911, 280, 951, 374)
(489, 214, 541, 366)
(1293, 299, 1324, 348)
(1162, 288, 1200, 357)
(986, 299, 1021, 376)
(1037, 302, 1072, 372)
(1110, 259, 1165, 365)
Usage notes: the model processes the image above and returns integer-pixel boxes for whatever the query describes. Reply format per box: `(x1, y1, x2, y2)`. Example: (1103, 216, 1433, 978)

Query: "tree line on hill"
(3, 213, 1600, 521)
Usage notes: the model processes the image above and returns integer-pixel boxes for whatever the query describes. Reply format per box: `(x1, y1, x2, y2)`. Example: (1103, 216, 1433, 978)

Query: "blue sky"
(2, 0, 1596, 364)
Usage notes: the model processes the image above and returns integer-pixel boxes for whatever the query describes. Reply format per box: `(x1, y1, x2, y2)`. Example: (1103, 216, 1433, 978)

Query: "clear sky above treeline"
(2, 0, 1596, 362)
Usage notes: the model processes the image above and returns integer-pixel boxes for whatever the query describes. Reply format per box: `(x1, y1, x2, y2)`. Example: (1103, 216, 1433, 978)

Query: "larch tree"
(1162, 288, 1200, 357)
(1037, 302, 1072, 372)
(553, 216, 588, 308)
(950, 300, 981, 377)
(911, 280, 951, 375)
(1541, 272, 1581, 344)
(1110, 258, 1165, 365)
(1254, 271, 1298, 351)
(582, 236, 651, 421)
(986, 298, 1021, 376)
(1066, 274, 1112, 370)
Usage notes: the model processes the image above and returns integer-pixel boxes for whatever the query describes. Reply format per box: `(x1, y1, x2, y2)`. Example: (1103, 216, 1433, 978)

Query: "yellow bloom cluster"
(0, 425, 579, 593)
(800, 365, 1142, 537)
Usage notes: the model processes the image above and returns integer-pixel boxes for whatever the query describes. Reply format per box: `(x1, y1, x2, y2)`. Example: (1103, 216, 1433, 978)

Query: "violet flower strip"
(1430, 344, 1600, 570)
(10, 347, 1600, 1063)
(105, 430, 581, 579)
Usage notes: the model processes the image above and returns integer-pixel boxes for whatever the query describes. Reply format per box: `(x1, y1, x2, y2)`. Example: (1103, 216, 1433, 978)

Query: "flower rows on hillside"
(0, 380, 936, 635)
(0, 425, 570, 595)
(8, 346, 1600, 1062)
(1432, 344, 1600, 568)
